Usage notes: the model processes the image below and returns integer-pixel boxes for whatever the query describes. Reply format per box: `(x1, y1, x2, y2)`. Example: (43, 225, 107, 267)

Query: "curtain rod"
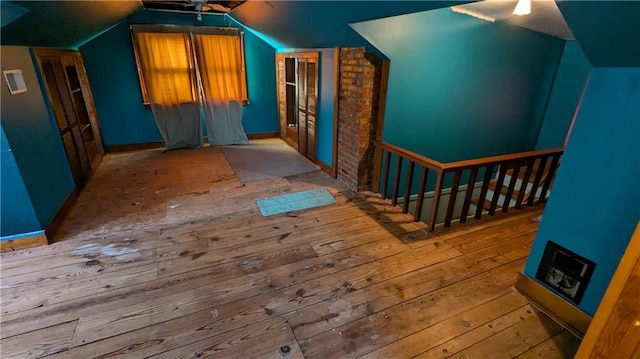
(130, 24, 242, 36)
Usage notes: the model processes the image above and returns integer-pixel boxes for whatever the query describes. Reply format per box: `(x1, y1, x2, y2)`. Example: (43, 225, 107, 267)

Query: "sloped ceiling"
(451, 0, 573, 40)
(1, 1, 142, 49)
(556, 0, 640, 67)
(229, 0, 472, 50)
(1, 1, 29, 28)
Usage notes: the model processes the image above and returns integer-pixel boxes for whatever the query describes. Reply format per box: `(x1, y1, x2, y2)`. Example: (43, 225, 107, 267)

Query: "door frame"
(275, 50, 339, 177)
(34, 48, 105, 160)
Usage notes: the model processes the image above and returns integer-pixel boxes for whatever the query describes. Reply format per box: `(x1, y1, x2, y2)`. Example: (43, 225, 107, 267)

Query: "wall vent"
(536, 241, 595, 304)
(3, 69, 27, 95)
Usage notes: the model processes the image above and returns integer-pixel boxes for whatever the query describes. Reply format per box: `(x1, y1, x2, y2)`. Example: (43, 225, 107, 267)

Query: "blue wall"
(80, 21, 161, 146)
(351, 8, 564, 162)
(0, 127, 40, 236)
(80, 10, 277, 147)
(228, 16, 279, 136)
(0, 46, 75, 236)
(524, 68, 640, 315)
(535, 41, 591, 149)
(317, 48, 336, 168)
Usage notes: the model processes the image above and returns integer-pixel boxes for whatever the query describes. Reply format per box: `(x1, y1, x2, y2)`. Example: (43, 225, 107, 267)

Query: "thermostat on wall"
(3, 69, 27, 95)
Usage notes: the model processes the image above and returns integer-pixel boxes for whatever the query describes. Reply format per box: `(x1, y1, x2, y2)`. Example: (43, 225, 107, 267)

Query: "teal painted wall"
(80, 21, 161, 146)
(523, 67, 640, 316)
(80, 10, 277, 146)
(317, 48, 336, 167)
(351, 8, 565, 163)
(0, 127, 40, 237)
(227, 16, 278, 136)
(535, 41, 591, 149)
(0, 46, 75, 233)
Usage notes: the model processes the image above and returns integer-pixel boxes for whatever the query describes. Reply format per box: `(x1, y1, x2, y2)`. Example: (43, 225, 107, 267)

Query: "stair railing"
(372, 141, 564, 231)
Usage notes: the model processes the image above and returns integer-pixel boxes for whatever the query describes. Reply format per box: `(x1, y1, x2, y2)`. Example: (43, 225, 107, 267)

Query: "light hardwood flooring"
(0, 143, 580, 358)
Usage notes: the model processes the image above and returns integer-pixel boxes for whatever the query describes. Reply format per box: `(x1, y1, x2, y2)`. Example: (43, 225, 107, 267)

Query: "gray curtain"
(203, 100, 249, 146)
(150, 103, 203, 151)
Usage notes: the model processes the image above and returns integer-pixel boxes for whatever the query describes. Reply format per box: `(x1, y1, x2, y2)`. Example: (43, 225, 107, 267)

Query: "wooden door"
(305, 59, 318, 161)
(60, 56, 100, 169)
(36, 49, 103, 189)
(296, 58, 318, 161)
(576, 222, 640, 358)
(297, 60, 308, 156)
(39, 56, 91, 188)
(275, 52, 318, 161)
(275, 54, 287, 141)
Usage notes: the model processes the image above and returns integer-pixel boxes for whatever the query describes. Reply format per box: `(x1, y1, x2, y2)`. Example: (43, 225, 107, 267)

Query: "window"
(131, 25, 248, 105)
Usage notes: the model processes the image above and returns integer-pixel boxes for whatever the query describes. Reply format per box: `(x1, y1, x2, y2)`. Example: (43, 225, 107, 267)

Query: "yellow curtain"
(193, 34, 246, 103)
(134, 32, 198, 106)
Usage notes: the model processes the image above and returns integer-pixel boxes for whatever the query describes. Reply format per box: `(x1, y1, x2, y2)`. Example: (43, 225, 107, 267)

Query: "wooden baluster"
(371, 142, 383, 194)
(391, 157, 403, 206)
(502, 161, 521, 212)
(527, 156, 548, 206)
(413, 167, 429, 222)
(460, 167, 478, 223)
(381, 151, 391, 199)
(515, 158, 534, 209)
(538, 154, 561, 204)
(402, 161, 415, 214)
(475, 164, 494, 219)
(444, 170, 462, 227)
(428, 171, 444, 231)
(489, 163, 507, 215)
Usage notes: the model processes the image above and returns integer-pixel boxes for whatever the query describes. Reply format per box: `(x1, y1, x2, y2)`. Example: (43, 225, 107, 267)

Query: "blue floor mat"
(256, 189, 337, 216)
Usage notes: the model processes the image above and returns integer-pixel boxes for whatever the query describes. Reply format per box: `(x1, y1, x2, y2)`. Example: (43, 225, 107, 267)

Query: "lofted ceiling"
(0, 1, 638, 67)
(0, 1, 29, 28)
(229, 1, 472, 50)
(1, 1, 142, 49)
(451, 0, 573, 40)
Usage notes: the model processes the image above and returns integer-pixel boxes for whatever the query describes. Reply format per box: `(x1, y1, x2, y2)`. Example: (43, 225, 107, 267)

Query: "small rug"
(222, 140, 320, 183)
(257, 189, 337, 216)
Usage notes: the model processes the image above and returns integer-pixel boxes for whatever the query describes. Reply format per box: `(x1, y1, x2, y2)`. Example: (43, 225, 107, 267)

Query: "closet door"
(39, 56, 91, 188)
(305, 59, 318, 162)
(275, 54, 287, 140)
(275, 55, 299, 149)
(36, 49, 104, 190)
(297, 60, 308, 156)
(61, 56, 100, 169)
(296, 56, 318, 161)
(275, 52, 318, 161)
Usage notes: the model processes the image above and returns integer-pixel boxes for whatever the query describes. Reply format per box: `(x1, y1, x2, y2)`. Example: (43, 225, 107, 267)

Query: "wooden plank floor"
(0, 141, 581, 358)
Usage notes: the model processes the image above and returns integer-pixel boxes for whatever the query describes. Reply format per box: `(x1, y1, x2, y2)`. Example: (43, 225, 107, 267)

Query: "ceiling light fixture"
(513, 0, 531, 16)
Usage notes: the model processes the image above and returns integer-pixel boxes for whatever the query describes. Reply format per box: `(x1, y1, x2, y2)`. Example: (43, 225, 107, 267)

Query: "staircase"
(373, 141, 564, 231)
(471, 160, 557, 215)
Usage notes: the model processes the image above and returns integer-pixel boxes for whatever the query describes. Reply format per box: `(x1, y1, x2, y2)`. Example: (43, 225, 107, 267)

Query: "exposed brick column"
(337, 47, 382, 192)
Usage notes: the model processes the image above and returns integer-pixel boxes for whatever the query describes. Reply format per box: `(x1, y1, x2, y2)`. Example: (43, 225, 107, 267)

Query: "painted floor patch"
(256, 189, 337, 216)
